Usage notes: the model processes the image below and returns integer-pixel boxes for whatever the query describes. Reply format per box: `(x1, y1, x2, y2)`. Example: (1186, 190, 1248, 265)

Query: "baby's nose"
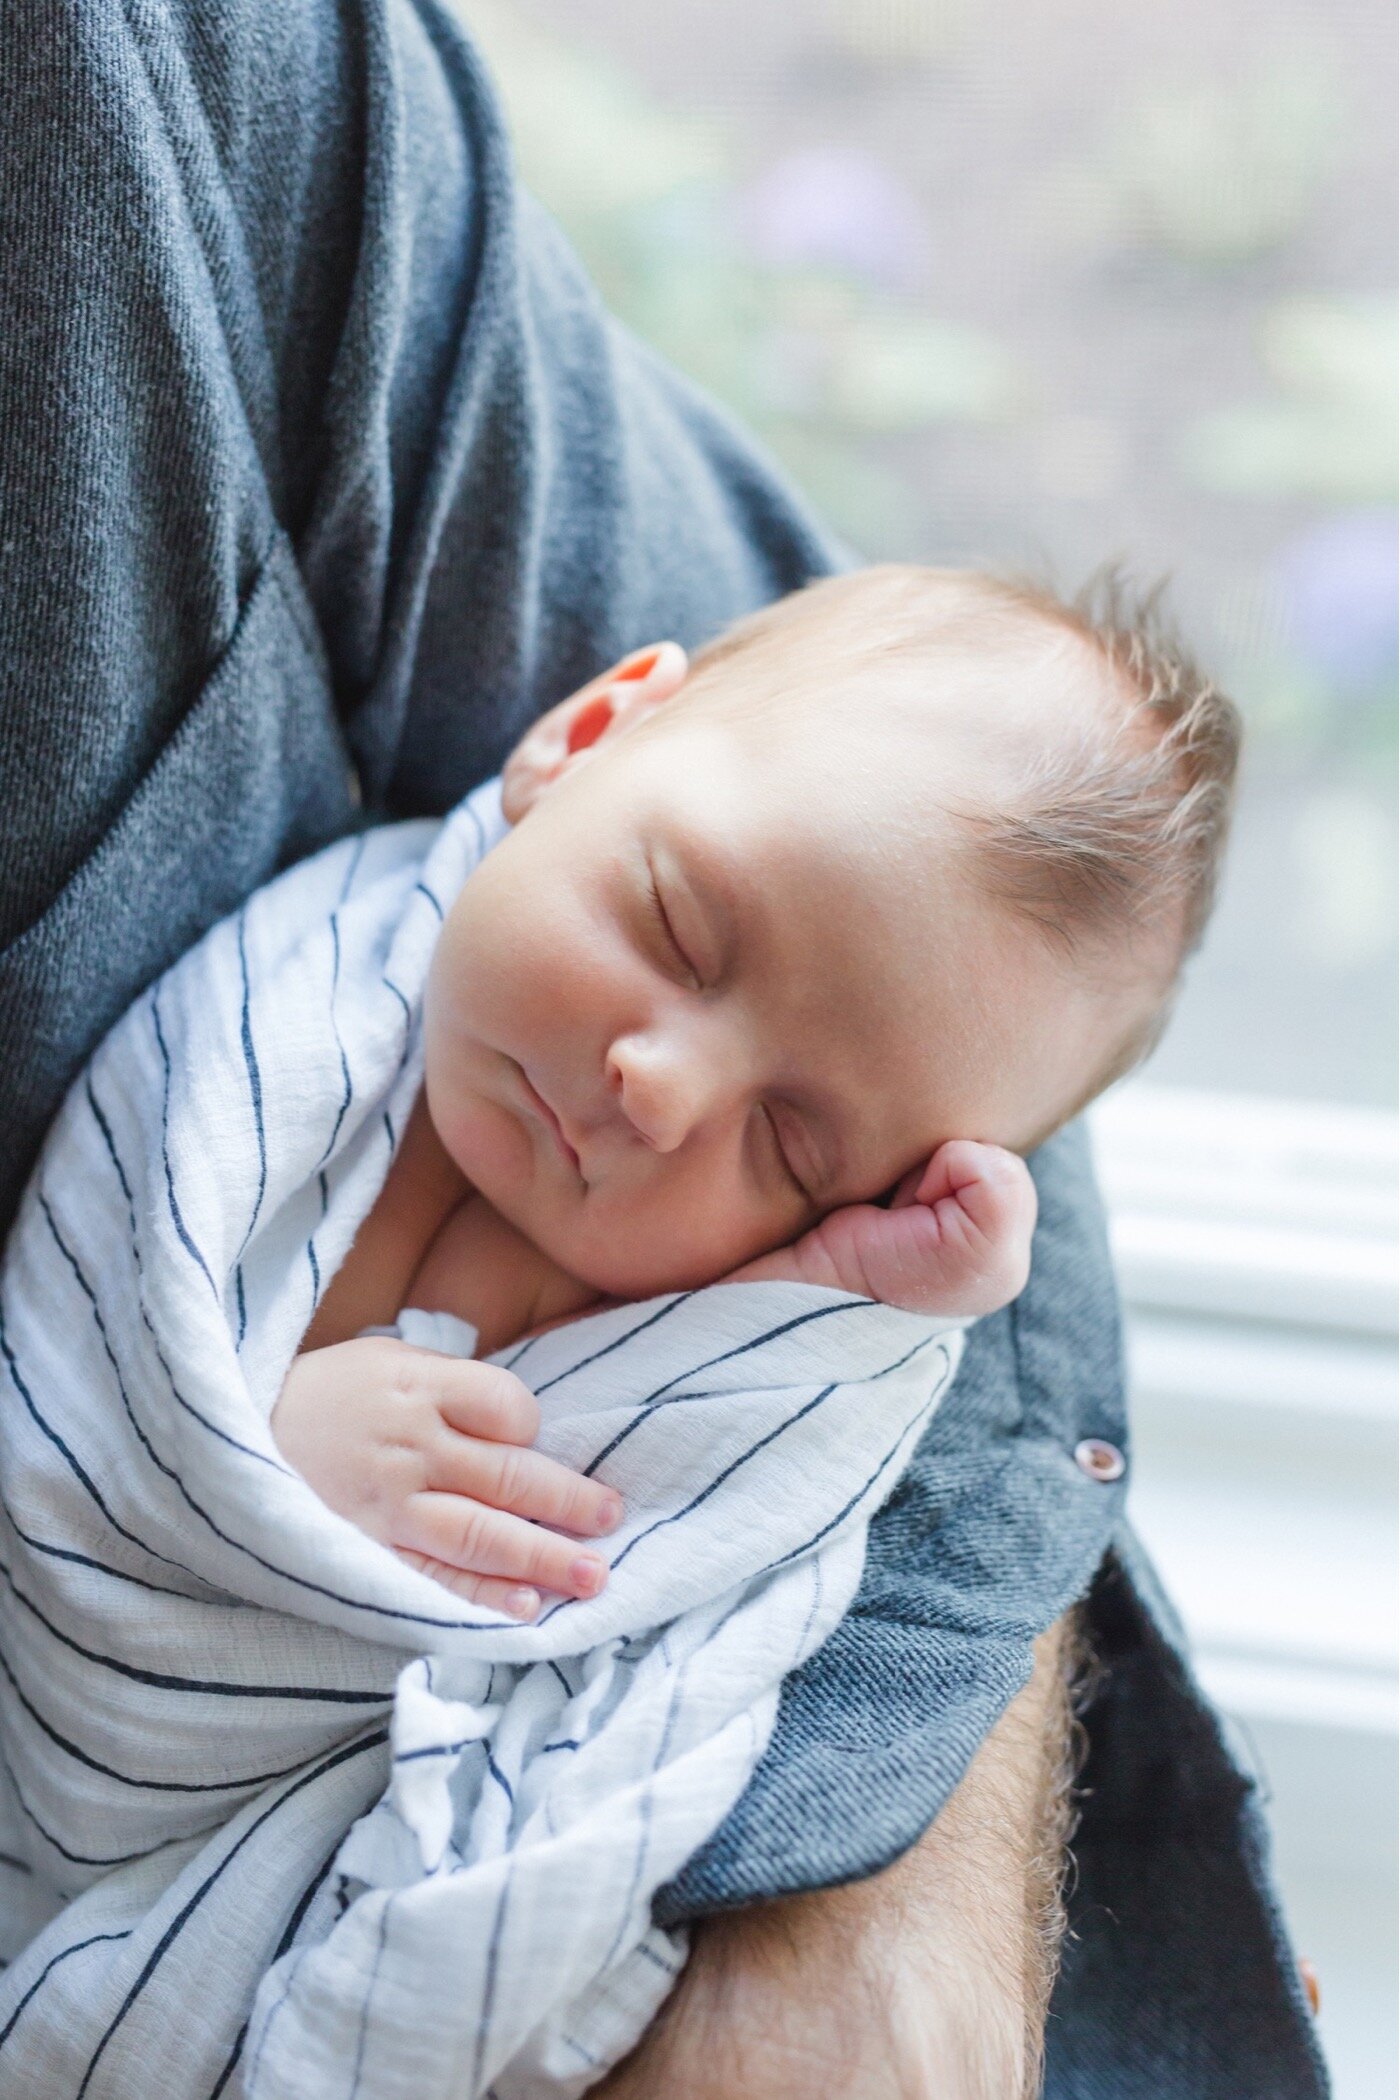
(606, 1034, 718, 1154)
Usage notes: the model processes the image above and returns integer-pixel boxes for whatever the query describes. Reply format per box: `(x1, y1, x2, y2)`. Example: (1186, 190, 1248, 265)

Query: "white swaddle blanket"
(0, 781, 964, 2099)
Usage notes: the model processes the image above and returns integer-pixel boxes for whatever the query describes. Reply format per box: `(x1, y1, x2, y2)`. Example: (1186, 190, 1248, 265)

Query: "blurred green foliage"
(1107, 60, 1342, 264)
(1181, 299, 1396, 502)
(469, 0, 1394, 765)
(468, 0, 1018, 551)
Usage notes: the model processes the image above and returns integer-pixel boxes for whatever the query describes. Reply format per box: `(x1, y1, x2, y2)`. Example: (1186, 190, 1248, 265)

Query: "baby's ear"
(501, 642, 688, 823)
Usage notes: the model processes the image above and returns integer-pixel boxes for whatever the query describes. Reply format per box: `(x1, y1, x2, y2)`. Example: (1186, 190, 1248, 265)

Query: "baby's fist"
(883, 1141, 1036, 1314)
(748, 1140, 1037, 1319)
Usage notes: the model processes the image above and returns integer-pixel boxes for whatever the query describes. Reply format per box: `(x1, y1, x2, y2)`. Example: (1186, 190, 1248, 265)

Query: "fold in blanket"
(0, 781, 964, 2098)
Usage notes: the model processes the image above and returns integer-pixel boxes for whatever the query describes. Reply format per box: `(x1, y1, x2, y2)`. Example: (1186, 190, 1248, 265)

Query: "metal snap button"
(1074, 1437, 1125, 1483)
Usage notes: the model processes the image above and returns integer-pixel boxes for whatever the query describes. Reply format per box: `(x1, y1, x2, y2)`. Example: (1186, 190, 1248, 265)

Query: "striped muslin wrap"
(0, 780, 963, 2097)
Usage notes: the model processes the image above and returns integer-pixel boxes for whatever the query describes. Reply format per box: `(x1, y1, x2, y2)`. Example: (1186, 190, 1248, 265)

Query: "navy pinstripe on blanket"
(0, 780, 964, 2098)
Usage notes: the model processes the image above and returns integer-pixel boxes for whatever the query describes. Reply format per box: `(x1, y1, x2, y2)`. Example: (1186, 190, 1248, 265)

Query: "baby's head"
(425, 566, 1240, 1296)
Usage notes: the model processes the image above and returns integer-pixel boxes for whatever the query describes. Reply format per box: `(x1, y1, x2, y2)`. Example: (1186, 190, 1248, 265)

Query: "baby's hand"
(733, 1140, 1037, 1319)
(270, 1337, 622, 1619)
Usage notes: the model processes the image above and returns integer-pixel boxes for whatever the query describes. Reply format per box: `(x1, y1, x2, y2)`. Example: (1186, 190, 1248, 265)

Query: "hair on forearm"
(1023, 1608, 1096, 2093)
(898, 1609, 1091, 2100)
(591, 1612, 1094, 2100)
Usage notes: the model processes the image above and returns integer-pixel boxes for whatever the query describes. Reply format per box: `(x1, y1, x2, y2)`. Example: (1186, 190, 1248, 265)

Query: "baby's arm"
(729, 1140, 1037, 1318)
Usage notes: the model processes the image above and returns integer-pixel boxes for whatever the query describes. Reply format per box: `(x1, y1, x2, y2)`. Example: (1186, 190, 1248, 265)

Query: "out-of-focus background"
(462, 1, 1397, 2089)
(468, 0, 1395, 1109)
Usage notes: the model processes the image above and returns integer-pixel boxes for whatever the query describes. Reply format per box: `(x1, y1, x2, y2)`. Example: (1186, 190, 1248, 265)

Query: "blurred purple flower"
(742, 146, 927, 289)
(1275, 509, 1398, 692)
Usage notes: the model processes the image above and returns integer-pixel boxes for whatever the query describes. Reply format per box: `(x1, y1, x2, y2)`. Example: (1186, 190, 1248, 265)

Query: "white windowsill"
(1089, 1084, 1398, 2096)
(1087, 1081, 1398, 1776)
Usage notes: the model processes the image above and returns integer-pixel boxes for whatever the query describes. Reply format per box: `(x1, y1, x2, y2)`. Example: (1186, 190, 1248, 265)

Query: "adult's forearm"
(596, 1616, 1080, 2100)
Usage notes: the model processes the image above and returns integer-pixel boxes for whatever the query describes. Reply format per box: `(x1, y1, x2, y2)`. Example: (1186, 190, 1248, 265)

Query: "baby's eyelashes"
(761, 1103, 808, 1200)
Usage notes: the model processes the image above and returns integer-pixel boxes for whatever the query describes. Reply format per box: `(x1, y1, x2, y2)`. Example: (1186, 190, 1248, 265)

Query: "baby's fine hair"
(686, 562, 1242, 1109)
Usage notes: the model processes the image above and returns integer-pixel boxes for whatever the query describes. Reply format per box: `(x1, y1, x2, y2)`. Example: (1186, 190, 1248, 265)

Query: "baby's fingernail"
(596, 1493, 624, 1533)
(505, 1587, 540, 1621)
(570, 1554, 608, 1598)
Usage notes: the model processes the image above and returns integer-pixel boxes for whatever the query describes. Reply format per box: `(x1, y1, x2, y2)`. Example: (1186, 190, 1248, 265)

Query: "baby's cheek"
(429, 1078, 515, 1196)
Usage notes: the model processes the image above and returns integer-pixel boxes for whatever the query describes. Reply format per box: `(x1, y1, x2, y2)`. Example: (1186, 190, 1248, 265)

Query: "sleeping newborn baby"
(0, 562, 1239, 2098)
(272, 563, 1238, 1619)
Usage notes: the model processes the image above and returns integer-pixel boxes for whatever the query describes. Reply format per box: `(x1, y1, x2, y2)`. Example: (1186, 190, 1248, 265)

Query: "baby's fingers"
(431, 1433, 622, 1539)
(393, 1552, 543, 1622)
(915, 1140, 1037, 1238)
(433, 1360, 542, 1446)
(394, 1494, 611, 1604)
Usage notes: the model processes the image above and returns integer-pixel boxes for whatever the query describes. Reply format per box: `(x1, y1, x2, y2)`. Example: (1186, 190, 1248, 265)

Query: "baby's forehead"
(686, 583, 1118, 787)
